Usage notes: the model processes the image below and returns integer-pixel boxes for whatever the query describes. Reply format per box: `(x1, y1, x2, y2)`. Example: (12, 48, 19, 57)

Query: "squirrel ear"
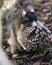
(22, 10, 26, 17)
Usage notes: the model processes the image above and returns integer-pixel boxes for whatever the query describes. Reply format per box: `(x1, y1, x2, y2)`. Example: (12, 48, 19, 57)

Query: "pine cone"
(17, 25, 50, 52)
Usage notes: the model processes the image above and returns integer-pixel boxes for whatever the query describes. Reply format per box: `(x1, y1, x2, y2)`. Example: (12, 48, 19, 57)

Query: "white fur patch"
(22, 10, 26, 17)
(32, 21, 37, 26)
(31, 9, 34, 12)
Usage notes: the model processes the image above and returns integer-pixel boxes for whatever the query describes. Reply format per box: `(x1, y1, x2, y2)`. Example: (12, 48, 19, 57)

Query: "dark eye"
(13, 8, 17, 13)
(14, 9, 17, 12)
